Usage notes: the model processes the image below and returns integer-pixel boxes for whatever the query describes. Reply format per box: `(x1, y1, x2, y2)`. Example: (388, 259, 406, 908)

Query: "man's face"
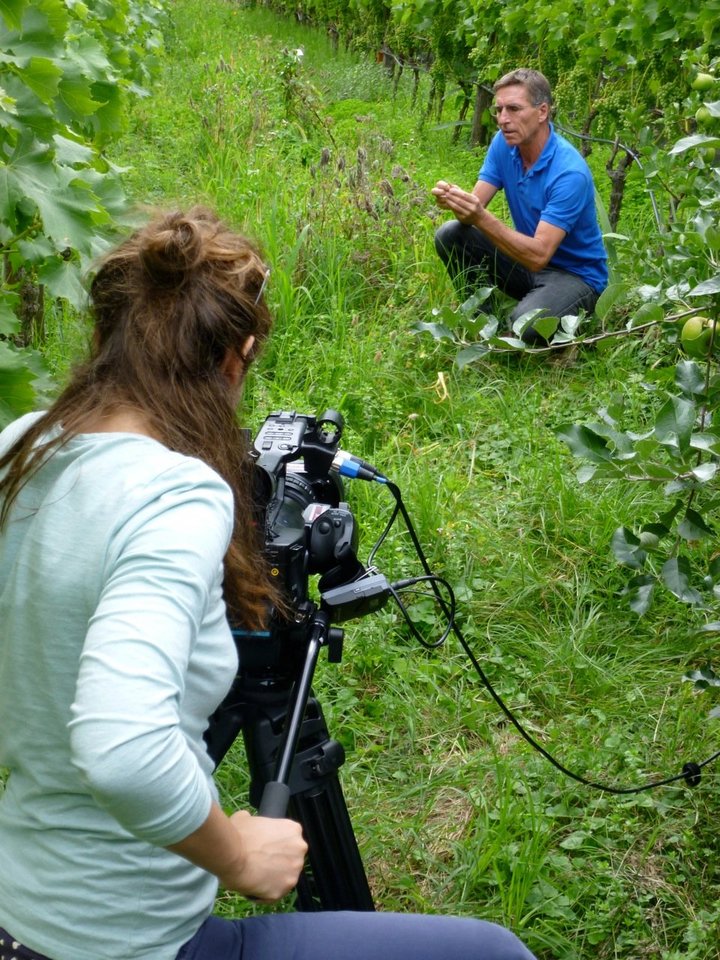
(494, 84, 548, 148)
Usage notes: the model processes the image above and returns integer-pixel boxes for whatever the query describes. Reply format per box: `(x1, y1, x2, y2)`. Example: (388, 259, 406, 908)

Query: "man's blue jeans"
(435, 219, 600, 344)
(176, 912, 537, 960)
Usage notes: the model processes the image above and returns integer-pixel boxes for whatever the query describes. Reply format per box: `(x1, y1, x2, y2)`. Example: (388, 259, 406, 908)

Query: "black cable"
(389, 576, 455, 649)
(376, 479, 719, 794)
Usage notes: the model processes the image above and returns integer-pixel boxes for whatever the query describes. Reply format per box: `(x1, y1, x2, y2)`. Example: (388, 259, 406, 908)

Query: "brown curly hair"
(0, 206, 276, 628)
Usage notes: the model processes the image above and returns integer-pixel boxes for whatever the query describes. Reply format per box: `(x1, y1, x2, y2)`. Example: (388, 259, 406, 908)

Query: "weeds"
(77, 2, 720, 957)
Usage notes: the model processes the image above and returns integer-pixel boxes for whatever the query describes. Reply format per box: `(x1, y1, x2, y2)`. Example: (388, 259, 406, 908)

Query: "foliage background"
(3, 0, 720, 957)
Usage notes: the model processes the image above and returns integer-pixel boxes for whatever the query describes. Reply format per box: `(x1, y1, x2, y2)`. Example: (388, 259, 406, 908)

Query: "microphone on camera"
(332, 451, 388, 483)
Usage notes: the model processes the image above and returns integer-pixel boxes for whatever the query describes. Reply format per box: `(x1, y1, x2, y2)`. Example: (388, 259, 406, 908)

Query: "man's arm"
(432, 180, 565, 272)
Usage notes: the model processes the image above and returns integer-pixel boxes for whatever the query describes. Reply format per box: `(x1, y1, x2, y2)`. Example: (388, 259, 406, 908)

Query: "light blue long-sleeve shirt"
(0, 413, 239, 960)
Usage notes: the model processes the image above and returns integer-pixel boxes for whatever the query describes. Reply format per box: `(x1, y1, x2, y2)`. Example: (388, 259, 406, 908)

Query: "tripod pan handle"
(258, 780, 291, 818)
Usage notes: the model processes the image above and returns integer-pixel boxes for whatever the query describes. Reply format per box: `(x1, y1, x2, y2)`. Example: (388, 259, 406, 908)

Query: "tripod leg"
(242, 695, 374, 912)
(291, 776, 375, 911)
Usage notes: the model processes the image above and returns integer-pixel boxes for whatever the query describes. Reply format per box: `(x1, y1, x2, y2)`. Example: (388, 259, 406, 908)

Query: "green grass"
(62, 2, 720, 957)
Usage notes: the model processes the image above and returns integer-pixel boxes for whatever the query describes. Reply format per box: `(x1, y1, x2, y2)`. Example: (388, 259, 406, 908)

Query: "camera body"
(251, 409, 364, 623)
(206, 409, 389, 769)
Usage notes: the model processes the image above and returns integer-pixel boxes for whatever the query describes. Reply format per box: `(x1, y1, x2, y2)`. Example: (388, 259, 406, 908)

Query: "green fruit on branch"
(692, 72, 716, 92)
(696, 106, 714, 126)
(680, 316, 716, 358)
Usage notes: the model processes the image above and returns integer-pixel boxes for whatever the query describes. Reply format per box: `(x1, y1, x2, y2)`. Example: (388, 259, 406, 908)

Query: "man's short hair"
(494, 69, 553, 108)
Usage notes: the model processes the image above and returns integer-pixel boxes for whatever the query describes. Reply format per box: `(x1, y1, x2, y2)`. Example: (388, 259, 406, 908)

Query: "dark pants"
(176, 912, 537, 960)
(1, 913, 537, 960)
(0, 928, 51, 960)
(435, 219, 599, 344)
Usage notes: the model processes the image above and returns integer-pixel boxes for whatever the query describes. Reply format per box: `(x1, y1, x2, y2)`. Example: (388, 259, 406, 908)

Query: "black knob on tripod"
(259, 780, 291, 818)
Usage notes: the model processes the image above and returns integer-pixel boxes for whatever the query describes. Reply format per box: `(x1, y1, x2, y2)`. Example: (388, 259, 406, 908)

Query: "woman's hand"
(222, 810, 308, 902)
(167, 801, 307, 903)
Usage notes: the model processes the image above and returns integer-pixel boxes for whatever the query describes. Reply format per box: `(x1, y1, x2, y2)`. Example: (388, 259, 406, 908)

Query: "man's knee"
(434, 219, 465, 261)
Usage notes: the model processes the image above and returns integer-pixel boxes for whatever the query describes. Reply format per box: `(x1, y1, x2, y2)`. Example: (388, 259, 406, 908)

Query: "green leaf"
(612, 527, 647, 569)
(461, 288, 494, 314)
(58, 74, 104, 117)
(678, 508, 715, 541)
(411, 321, 455, 341)
(642, 462, 679, 479)
(456, 343, 491, 367)
(37, 255, 85, 306)
(690, 434, 720, 457)
(512, 308, 546, 338)
(0, 0, 27, 30)
(0, 290, 21, 335)
(688, 275, 720, 297)
(621, 575, 655, 615)
(670, 134, 720, 154)
(661, 557, 703, 605)
(66, 34, 112, 82)
(559, 831, 589, 850)
(629, 301, 664, 327)
(491, 336, 527, 350)
(16, 56, 63, 104)
(676, 360, 707, 397)
(556, 423, 612, 463)
(559, 314, 582, 336)
(659, 500, 683, 528)
(52, 133, 95, 165)
(532, 314, 560, 340)
(576, 465, 597, 484)
(691, 461, 718, 482)
(0, 341, 42, 424)
(0, 135, 104, 251)
(638, 523, 668, 549)
(654, 396, 695, 453)
(594, 282, 632, 321)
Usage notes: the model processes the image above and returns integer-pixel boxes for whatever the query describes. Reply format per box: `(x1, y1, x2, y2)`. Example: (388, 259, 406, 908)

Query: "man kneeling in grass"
(433, 68, 608, 344)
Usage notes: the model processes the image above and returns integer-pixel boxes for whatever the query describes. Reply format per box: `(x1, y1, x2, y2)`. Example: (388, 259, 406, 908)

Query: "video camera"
(240, 410, 391, 675)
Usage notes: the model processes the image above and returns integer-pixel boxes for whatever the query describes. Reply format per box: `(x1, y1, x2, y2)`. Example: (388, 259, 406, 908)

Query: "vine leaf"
(0, 0, 27, 30)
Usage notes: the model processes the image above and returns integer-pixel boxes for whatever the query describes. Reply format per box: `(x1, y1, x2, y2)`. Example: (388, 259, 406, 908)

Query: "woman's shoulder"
(72, 433, 232, 502)
(0, 410, 47, 456)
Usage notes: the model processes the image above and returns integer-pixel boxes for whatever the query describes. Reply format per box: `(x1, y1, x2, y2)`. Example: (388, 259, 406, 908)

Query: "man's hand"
(432, 178, 566, 272)
(432, 181, 484, 226)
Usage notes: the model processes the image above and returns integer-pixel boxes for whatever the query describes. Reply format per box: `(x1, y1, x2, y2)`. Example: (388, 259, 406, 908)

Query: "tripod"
(205, 605, 375, 912)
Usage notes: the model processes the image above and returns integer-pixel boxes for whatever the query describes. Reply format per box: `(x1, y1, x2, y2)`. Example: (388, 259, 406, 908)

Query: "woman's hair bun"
(138, 210, 208, 285)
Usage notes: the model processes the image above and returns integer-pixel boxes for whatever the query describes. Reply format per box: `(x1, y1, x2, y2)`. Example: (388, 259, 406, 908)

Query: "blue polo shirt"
(479, 125, 608, 293)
